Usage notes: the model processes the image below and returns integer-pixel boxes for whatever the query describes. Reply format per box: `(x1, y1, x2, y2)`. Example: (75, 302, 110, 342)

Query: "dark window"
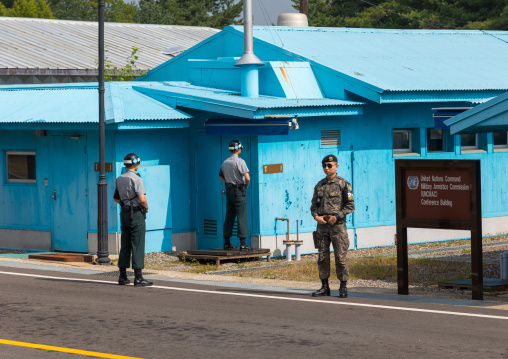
(427, 129, 445, 152)
(393, 130, 411, 153)
(461, 133, 477, 150)
(494, 132, 508, 148)
(6, 152, 36, 183)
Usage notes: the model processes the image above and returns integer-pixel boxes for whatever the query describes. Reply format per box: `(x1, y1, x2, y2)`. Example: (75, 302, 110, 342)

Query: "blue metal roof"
(106, 82, 191, 123)
(229, 26, 508, 97)
(0, 82, 191, 125)
(133, 82, 363, 119)
(445, 91, 508, 134)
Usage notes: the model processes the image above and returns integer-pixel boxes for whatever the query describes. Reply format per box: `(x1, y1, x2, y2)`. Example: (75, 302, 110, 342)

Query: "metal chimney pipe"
(235, 0, 263, 97)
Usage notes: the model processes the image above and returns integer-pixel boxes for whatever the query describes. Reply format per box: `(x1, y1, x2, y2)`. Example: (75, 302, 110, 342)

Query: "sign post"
(395, 159, 483, 300)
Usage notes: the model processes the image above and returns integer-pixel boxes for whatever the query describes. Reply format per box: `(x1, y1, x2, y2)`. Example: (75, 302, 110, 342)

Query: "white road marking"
(1, 270, 507, 321)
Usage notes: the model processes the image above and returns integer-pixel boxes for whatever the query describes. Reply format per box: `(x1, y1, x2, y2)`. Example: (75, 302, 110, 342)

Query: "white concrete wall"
(171, 232, 196, 252)
(87, 233, 120, 255)
(0, 229, 51, 251)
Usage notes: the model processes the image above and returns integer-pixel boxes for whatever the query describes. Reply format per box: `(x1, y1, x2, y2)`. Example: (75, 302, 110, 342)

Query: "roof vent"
(277, 13, 308, 27)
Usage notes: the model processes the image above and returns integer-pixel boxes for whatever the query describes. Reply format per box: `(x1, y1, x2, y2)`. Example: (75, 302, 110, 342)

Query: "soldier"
(219, 140, 251, 250)
(310, 154, 355, 298)
(113, 153, 152, 286)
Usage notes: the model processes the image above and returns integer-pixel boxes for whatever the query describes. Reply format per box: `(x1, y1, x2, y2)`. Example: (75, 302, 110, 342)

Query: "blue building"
(2, 26, 508, 255)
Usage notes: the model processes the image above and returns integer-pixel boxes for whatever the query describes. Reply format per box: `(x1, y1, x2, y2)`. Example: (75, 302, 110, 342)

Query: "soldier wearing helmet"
(219, 140, 251, 250)
(310, 154, 355, 298)
(113, 153, 152, 286)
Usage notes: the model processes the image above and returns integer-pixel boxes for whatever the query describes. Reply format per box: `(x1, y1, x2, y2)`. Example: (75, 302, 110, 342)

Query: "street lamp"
(97, 0, 110, 265)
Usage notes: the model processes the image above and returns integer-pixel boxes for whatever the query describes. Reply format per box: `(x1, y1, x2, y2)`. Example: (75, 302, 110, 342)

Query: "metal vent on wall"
(321, 130, 341, 147)
(204, 219, 217, 236)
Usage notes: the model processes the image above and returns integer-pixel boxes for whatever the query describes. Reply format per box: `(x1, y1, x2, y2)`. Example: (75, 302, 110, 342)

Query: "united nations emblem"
(407, 176, 419, 190)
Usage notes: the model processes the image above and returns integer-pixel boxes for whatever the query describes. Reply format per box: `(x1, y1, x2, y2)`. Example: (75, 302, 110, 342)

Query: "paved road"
(1, 267, 507, 359)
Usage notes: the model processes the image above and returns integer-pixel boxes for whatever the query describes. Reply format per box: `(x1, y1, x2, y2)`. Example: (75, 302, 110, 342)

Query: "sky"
(235, 0, 297, 26)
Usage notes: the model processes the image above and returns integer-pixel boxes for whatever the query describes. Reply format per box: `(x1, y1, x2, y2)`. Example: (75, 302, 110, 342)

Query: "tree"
(0, 2, 6, 15)
(6, 0, 54, 18)
(49, 0, 136, 23)
(134, 0, 242, 29)
(98, 47, 147, 81)
(292, 0, 508, 30)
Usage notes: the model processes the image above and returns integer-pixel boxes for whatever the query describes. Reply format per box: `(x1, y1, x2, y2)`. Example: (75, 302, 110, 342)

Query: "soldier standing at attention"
(113, 153, 152, 286)
(310, 154, 355, 298)
(219, 140, 251, 250)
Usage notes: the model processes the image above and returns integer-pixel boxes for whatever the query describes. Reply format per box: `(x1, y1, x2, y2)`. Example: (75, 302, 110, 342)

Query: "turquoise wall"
(114, 128, 192, 234)
(253, 101, 508, 240)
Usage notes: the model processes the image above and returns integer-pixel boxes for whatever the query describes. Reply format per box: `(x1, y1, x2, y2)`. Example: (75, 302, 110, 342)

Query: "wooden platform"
(178, 248, 271, 267)
(438, 278, 508, 292)
(28, 253, 94, 263)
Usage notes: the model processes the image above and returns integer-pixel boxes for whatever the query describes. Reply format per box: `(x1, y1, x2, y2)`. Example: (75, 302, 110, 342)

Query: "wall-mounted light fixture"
(36, 130, 47, 137)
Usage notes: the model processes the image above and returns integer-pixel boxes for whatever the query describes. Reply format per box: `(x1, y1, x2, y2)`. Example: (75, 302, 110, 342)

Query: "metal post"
(96, 0, 110, 265)
(396, 226, 408, 295)
(300, 0, 308, 16)
(471, 162, 483, 300)
(235, 0, 263, 97)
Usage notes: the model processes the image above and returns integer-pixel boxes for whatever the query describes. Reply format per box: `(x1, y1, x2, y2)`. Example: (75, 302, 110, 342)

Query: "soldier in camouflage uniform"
(310, 154, 355, 298)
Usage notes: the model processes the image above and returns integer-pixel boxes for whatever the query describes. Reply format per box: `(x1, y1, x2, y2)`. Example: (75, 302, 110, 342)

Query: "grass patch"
(235, 256, 494, 285)
(186, 264, 218, 274)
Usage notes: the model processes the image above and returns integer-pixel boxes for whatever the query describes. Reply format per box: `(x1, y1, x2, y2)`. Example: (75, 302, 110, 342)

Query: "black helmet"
(228, 140, 243, 151)
(124, 153, 141, 167)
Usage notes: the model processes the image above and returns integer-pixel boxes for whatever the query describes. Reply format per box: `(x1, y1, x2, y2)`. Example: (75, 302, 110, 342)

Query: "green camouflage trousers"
(315, 222, 350, 281)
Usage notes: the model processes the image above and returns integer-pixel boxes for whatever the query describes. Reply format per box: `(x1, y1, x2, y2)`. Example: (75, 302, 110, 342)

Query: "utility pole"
(300, 0, 308, 16)
(96, 0, 110, 265)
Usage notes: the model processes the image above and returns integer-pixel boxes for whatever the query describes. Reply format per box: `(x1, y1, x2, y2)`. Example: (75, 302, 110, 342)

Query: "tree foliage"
(96, 47, 146, 81)
(134, 0, 243, 28)
(2, 0, 54, 18)
(48, 0, 135, 23)
(1, 0, 241, 28)
(292, 0, 508, 30)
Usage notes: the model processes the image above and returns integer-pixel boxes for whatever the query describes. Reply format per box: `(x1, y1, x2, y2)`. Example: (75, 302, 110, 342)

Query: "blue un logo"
(407, 176, 419, 190)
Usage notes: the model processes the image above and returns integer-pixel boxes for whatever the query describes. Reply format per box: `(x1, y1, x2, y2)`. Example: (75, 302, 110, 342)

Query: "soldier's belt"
(226, 183, 244, 190)
(121, 206, 142, 212)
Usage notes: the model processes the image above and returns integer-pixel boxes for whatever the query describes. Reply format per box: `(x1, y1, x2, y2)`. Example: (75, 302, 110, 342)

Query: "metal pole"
(96, 0, 110, 265)
(300, 0, 308, 16)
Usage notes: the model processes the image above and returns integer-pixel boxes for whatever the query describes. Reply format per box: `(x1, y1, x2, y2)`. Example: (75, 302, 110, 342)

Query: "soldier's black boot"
(339, 281, 348, 298)
(223, 237, 238, 250)
(312, 279, 330, 297)
(239, 238, 251, 251)
(134, 269, 153, 286)
(118, 268, 130, 285)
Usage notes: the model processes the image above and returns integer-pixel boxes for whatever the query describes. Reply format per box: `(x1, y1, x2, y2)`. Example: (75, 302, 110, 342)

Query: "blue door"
(136, 165, 172, 252)
(50, 135, 88, 252)
(195, 132, 252, 249)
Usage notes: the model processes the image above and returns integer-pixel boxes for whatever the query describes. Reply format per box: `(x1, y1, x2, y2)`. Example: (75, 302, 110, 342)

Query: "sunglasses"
(322, 163, 336, 169)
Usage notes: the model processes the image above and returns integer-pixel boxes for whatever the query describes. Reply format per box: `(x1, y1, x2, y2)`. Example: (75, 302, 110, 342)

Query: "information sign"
(395, 159, 483, 300)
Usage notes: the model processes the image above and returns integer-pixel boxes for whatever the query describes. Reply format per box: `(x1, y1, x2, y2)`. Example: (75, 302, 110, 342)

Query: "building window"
(427, 129, 446, 152)
(6, 151, 36, 183)
(461, 133, 478, 150)
(494, 131, 508, 148)
(393, 129, 411, 153)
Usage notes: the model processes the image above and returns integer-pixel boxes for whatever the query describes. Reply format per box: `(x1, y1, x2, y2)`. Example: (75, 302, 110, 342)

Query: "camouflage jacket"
(310, 175, 355, 223)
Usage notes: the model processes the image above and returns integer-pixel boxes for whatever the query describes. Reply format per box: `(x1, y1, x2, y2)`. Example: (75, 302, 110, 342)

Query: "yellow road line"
(0, 339, 143, 359)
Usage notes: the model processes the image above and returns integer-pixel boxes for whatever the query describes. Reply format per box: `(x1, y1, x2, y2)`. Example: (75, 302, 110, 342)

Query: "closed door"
(195, 133, 251, 249)
(50, 135, 88, 252)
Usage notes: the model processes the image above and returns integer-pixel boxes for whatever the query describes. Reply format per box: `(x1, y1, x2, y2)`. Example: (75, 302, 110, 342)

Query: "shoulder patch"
(347, 184, 354, 200)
